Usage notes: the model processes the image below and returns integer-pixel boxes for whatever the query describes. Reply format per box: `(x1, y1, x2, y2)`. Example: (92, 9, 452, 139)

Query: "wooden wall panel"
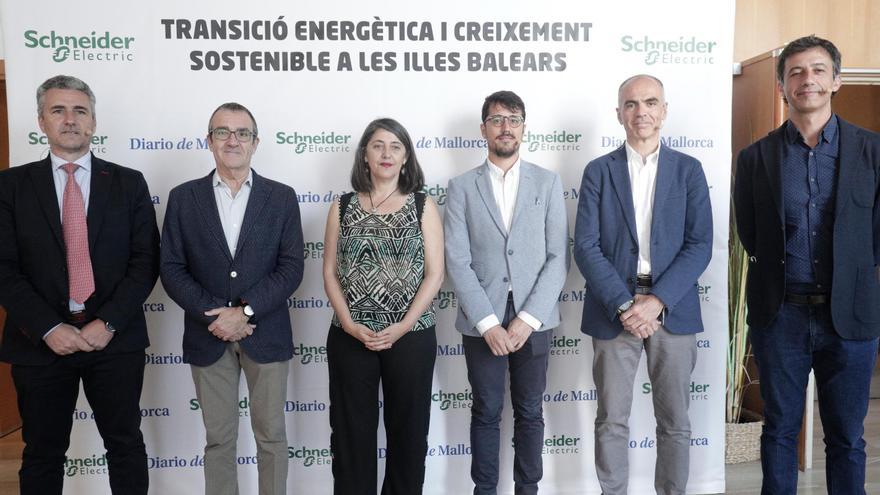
(833, 86, 880, 132)
(0, 63, 20, 436)
(735, 0, 880, 67)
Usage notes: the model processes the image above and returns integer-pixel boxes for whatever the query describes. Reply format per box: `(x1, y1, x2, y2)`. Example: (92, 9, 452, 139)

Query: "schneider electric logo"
(275, 131, 351, 154)
(24, 30, 135, 63)
(65, 454, 107, 477)
(620, 35, 716, 65)
(432, 388, 472, 411)
(289, 445, 332, 467)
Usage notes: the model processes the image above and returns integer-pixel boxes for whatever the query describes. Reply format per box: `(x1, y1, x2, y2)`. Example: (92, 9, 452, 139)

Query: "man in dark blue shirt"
(734, 35, 880, 495)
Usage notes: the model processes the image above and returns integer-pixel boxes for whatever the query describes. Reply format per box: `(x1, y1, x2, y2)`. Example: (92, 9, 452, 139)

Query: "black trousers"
(12, 350, 148, 495)
(327, 324, 437, 495)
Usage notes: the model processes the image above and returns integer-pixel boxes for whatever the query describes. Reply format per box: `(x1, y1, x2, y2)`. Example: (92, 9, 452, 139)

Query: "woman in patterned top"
(322, 118, 444, 494)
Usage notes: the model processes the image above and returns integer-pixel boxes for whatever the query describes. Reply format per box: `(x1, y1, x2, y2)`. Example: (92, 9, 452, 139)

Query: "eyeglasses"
(209, 127, 257, 142)
(484, 115, 524, 128)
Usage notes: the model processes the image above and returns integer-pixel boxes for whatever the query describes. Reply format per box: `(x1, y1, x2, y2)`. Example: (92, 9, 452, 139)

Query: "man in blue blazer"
(160, 103, 304, 495)
(445, 91, 569, 495)
(734, 36, 880, 495)
(574, 75, 712, 495)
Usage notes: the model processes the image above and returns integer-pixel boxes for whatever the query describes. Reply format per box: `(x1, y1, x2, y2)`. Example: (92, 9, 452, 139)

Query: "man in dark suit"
(734, 35, 880, 495)
(574, 74, 712, 495)
(160, 102, 304, 495)
(0, 75, 160, 494)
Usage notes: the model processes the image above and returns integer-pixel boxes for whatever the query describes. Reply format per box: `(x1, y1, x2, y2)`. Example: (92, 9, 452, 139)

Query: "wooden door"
(0, 61, 22, 436)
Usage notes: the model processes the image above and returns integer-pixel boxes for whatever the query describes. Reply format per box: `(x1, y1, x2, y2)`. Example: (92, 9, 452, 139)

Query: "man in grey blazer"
(160, 102, 304, 495)
(445, 90, 569, 495)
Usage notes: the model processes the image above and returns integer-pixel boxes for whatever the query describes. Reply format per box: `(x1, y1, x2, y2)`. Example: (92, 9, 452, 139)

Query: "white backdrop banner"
(1, 1, 733, 493)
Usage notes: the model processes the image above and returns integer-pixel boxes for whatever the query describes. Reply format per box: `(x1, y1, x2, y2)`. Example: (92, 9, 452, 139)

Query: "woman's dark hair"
(351, 118, 425, 194)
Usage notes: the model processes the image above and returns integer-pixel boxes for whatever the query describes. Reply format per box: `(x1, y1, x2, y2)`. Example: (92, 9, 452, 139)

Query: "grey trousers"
(592, 327, 697, 495)
(191, 342, 290, 495)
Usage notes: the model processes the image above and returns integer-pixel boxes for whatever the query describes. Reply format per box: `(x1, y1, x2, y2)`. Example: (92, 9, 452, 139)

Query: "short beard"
(492, 142, 519, 158)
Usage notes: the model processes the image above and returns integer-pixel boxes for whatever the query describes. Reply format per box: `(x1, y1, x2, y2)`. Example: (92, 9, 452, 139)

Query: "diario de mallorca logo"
(275, 130, 351, 154)
(24, 29, 135, 63)
(620, 34, 717, 65)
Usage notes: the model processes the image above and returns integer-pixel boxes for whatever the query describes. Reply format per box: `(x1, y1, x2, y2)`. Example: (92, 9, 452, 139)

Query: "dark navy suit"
(0, 155, 160, 495)
(160, 170, 304, 366)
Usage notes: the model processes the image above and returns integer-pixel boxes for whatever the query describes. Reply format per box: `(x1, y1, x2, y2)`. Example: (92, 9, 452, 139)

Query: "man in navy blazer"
(160, 102, 304, 495)
(734, 36, 880, 495)
(0, 75, 160, 495)
(445, 91, 569, 495)
(574, 75, 712, 495)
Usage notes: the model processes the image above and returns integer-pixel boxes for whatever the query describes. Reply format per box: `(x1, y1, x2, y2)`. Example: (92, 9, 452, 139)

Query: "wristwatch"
(616, 299, 635, 315)
(241, 304, 255, 322)
(105, 321, 117, 333)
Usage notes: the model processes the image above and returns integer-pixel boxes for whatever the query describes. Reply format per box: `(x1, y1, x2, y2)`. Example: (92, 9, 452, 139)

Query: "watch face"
(243, 305, 255, 317)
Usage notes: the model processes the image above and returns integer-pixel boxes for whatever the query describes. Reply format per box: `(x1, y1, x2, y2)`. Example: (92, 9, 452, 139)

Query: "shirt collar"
(213, 168, 253, 189)
(50, 151, 92, 172)
(624, 141, 660, 167)
(784, 114, 839, 146)
(486, 157, 521, 180)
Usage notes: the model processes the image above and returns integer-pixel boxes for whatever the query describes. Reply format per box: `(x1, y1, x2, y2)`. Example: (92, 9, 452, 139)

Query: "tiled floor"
(724, 398, 880, 494)
(1, 374, 878, 494)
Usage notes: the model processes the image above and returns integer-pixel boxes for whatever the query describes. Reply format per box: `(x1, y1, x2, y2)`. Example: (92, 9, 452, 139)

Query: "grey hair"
(36, 75, 96, 116)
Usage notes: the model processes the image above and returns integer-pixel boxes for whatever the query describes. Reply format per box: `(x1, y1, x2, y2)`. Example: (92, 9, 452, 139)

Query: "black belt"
(65, 310, 89, 325)
(636, 274, 652, 288)
(785, 293, 829, 305)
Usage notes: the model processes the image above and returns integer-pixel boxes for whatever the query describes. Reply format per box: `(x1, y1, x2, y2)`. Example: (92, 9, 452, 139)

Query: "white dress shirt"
(474, 158, 542, 335)
(44, 152, 92, 339)
(625, 141, 660, 275)
(213, 169, 253, 258)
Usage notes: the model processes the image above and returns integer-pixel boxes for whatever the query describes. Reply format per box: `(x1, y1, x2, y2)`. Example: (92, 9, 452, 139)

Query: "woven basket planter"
(725, 420, 762, 464)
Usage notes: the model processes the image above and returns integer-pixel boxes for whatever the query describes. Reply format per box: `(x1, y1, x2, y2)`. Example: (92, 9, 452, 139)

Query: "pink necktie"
(62, 163, 94, 304)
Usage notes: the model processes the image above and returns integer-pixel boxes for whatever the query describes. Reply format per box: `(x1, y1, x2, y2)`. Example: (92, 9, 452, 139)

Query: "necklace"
(369, 189, 396, 214)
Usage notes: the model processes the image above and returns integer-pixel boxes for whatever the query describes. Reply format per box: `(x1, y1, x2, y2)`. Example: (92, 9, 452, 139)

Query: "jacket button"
(631, 248, 638, 254)
(503, 277, 509, 283)
(230, 271, 238, 278)
(779, 259, 785, 265)
(507, 249, 514, 255)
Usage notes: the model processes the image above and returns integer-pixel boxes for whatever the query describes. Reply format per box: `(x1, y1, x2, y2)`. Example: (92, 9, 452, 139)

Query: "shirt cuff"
(517, 311, 542, 331)
(43, 322, 63, 340)
(475, 314, 501, 335)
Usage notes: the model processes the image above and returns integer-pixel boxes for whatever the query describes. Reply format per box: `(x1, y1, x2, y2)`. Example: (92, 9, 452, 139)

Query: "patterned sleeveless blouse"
(332, 193, 435, 332)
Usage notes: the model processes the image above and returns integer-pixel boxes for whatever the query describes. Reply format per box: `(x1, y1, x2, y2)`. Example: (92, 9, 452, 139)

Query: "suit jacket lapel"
(87, 155, 112, 249)
(609, 147, 639, 244)
(650, 146, 674, 240)
(509, 161, 534, 230)
(476, 161, 507, 236)
(762, 126, 785, 225)
(235, 170, 270, 256)
(195, 171, 233, 262)
(29, 158, 64, 249)
(834, 119, 866, 221)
